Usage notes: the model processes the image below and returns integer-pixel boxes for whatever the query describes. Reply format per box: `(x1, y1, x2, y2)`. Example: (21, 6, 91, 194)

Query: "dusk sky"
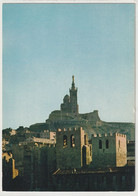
(2, 3, 135, 129)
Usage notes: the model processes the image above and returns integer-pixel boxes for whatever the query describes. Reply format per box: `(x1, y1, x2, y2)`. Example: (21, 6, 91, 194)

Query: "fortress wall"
(91, 133, 127, 168)
(91, 133, 116, 168)
(56, 127, 91, 169)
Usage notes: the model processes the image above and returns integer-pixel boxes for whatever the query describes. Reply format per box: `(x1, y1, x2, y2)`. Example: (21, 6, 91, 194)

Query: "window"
(106, 140, 109, 149)
(99, 140, 102, 149)
(63, 135, 67, 147)
(118, 140, 120, 148)
(70, 134, 75, 147)
(84, 135, 87, 145)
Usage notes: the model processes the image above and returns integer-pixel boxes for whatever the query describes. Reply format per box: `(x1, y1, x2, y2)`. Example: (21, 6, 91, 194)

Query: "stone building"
(56, 127, 92, 169)
(11, 140, 56, 191)
(40, 130, 56, 140)
(61, 75, 79, 115)
(12, 144, 24, 176)
(91, 133, 127, 168)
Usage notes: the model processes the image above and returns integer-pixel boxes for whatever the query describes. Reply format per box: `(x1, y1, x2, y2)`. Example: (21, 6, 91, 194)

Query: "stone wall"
(91, 133, 127, 168)
(91, 133, 116, 168)
(116, 133, 127, 167)
(56, 127, 92, 169)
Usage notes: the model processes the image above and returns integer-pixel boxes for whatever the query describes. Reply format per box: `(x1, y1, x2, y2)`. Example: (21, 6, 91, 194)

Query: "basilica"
(61, 75, 79, 115)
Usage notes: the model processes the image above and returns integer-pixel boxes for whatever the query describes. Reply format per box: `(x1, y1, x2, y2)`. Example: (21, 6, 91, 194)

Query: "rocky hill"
(3, 110, 134, 141)
(28, 110, 135, 141)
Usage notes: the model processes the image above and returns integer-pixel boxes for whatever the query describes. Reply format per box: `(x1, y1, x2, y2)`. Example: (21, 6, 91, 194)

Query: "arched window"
(99, 140, 102, 149)
(70, 134, 75, 147)
(106, 140, 109, 149)
(84, 135, 87, 145)
(63, 135, 67, 147)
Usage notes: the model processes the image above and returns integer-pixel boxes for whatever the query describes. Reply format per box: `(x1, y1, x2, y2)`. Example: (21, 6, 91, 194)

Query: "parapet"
(92, 133, 110, 138)
(91, 132, 126, 138)
(97, 133, 101, 137)
(91, 134, 97, 137)
(115, 133, 126, 138)
(57, 127, 83, 133)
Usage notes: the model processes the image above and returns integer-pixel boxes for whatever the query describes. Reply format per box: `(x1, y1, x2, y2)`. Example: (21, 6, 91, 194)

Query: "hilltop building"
(45, 76, 103, 137)
(61, 75, 79, 115)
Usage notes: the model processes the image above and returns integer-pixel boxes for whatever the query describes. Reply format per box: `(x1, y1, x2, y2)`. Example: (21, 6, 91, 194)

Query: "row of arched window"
(99, 140, 109, 149)
(63, 134, 75, 147)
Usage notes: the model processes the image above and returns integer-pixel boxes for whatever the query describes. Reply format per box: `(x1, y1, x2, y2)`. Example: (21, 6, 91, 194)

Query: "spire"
(71, 75, 75, 89)
(72, 75, 75, 83)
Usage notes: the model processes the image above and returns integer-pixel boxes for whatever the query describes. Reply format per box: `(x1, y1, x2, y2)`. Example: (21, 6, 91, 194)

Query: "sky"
(2, 3, 135, 129)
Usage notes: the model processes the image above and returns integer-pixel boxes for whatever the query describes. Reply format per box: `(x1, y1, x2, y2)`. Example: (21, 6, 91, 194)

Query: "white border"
(0, 0, 137, 195)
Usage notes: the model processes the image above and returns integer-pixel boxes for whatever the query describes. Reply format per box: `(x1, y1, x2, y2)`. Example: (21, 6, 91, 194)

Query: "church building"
(60, 76, 79, 115)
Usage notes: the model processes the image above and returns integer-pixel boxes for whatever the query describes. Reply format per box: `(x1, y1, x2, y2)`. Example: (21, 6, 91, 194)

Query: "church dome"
(64, 94, 70, 103)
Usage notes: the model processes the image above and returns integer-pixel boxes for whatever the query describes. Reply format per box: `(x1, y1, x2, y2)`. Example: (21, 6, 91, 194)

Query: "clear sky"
(2, 3, 135, 129)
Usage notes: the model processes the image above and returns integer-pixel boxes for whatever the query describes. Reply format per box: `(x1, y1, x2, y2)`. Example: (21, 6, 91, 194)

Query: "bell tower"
(70, 75, 79, 115)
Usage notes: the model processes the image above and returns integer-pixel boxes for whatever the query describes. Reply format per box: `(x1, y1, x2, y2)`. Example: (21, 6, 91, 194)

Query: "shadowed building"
(61, 75, 79, 115)
(53, 129, 134, 191)
(2, 152, 18, 190)
(52, 166, 135, 191)
(90, 133, 127, 168)
(56, 127, 92, 169)
(11, 139, 56, 191)
(127, 140, 135, 162)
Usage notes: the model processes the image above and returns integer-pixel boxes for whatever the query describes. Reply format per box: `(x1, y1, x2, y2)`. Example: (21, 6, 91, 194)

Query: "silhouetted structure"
(61, 75, 79, 115)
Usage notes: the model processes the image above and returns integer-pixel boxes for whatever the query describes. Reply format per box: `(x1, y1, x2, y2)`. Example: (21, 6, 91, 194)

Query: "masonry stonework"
(116, 133, 127, 167)
(91, 133, 127, 168)
(56, 127, 92, 169)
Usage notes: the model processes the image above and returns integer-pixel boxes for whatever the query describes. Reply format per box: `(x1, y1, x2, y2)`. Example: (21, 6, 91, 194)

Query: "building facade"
(56, 127, 92, 169)
(91, 133, 127, 168)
